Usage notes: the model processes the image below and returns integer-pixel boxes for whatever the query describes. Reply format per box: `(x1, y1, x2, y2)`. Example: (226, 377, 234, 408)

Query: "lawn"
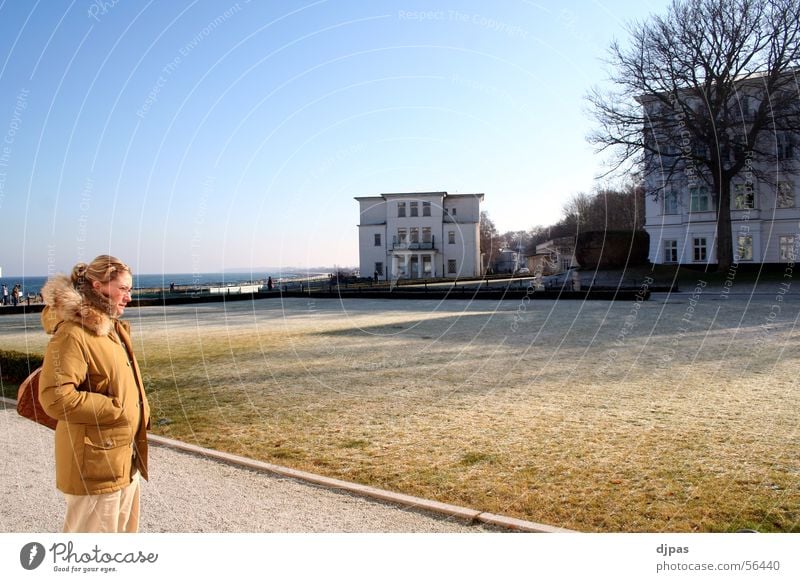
(2, 282, 798, 532)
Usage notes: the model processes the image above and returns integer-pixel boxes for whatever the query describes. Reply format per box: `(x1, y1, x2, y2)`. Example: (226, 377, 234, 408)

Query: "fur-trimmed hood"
(41, 274, 118, 336)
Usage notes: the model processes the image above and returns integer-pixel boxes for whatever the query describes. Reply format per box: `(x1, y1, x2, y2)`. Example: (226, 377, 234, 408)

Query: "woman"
(39, 255, 150, 533)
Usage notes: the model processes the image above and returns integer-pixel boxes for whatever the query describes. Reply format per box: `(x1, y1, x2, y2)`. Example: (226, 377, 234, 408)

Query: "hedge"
(575, 230, 650, 269)
(0, 350, 44, 383)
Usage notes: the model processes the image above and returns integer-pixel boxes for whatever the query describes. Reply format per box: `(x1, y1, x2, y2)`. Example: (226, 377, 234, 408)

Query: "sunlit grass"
(2, 292, 798, 532)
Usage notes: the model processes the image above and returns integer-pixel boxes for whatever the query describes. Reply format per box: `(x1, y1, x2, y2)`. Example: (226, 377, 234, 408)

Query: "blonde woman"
(39, 255, 150, 533)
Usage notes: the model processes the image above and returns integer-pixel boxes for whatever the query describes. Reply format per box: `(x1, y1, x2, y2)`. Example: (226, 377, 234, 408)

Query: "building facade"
(644, 175, 799, 265)
(642, 77, 799, 266)
(533, 237, 577, 274)
(356, 191, 483, 280)
(492, 248, 521, 275)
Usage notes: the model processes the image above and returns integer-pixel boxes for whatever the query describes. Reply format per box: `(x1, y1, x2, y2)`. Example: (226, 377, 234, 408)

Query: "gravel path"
(0, 406, 494, 533)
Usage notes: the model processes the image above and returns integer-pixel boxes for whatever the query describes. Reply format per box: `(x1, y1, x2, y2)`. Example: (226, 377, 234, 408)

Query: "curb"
(147, 433, 575, 533)
(1, 397, 574, 533)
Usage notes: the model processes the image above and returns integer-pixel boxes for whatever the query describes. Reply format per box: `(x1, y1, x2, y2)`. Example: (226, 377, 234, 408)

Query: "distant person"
(267, 276, 273, 291)
(38, 255, 150, 533)
(11, 284, 20, 306)
(169, 282, 175, 293)
(373, 270, 378, 282)
(2, 283, 8, 305)
(571, 270, 581, 291)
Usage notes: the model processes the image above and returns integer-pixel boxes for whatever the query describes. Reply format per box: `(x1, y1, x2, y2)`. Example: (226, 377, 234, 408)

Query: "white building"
(356, 191, 484, 280)
(492, 248, 520, 274)
(642, 76, 799, 266)
(534, 237, 577, 273)
(644, 175, 799, 265)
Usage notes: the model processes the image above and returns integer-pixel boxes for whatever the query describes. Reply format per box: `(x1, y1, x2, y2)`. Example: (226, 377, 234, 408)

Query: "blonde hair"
(71, 255, 131, 288)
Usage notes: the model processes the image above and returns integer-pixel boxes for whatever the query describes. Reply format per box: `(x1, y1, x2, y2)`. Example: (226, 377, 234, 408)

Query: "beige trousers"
(62, 471, 140, 533)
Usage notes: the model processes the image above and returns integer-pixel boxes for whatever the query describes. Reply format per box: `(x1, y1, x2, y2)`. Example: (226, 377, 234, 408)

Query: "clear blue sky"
(0, 0, 670, 276)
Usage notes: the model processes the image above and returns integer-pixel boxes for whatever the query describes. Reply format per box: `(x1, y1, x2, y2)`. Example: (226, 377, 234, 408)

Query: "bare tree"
(479, 211, 503, 272)
(593, 182, 646, 231)
(560, 184, 645, 233)
(561, 192, 593, 230)
(499, 229, 529, 250)
(588, 0, 800, 271)
(526, 225, 552, 251)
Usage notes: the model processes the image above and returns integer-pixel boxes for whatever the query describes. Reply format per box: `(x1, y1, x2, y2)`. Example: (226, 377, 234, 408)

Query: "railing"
(392, 241, 436, 250)
(392, 235, 436, 250)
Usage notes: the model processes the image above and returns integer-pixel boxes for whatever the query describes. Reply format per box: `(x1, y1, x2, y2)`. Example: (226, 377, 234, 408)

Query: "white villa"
(642, 75, 799, 266)
(644, 173, 799, 265)
(356, 191, 484, 280)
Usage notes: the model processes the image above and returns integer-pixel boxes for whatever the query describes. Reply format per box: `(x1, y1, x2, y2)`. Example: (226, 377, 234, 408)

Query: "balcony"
(392, 235, 436, 251)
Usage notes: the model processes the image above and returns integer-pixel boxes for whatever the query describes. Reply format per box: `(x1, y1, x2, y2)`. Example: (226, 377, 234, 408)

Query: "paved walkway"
(0, 404, 563, 533)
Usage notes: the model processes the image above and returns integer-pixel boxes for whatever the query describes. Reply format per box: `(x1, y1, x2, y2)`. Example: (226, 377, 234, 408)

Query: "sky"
(0, 0, 671, 277)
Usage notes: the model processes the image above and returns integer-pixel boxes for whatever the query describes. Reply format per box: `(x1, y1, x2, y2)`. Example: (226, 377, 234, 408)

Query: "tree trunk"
(715, 177, 733, 273)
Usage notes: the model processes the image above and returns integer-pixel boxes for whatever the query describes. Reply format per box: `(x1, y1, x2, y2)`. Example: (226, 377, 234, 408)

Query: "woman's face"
(93, 272, 133, 316)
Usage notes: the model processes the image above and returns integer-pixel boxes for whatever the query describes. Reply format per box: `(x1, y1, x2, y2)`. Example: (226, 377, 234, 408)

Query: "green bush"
(0, 350, 44, 383)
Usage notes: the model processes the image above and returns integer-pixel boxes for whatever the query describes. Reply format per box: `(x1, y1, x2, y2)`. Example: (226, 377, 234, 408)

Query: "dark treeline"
(480, 182, 645, 264)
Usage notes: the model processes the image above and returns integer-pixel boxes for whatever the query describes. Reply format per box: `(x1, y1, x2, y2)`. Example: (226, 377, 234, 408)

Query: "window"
(410, 201, 418, 217)
(693, 237, 707, 262)
(423, 255, 432, 275)
(725, 142, 746, 163)
(689, 187, 710, 212)
(736, 235, 753, 261)
(691, 143, 709, 159)
(777, 133, 795, 160)
(656, 144, 677, 162)
(447, 259, 457, 274)
(664, 240, 678, 263)
(779, 236, 796, 262)
(734, 183, 755, 210)
(450, 207, 457, 216)
(397, 202, 406, 217)
(664, 190, 679, 214)
(777, 182, 795, 208)
(374, 262, 383, 276)
(738, 96, 753, 120)
(374, 233, 381, 247)
(397, 228, 407, 244)
(422, 201, 431, 216)
(422, 227, 431, 243)
(448, 231, 455, 244)
(410, 227, 419, 243)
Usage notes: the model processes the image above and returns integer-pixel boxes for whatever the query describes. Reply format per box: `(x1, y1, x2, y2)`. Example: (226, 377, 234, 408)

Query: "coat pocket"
(81, 425, 132, 483)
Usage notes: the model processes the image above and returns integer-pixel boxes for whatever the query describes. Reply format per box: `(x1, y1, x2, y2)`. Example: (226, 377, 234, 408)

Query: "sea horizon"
(0, 269, 336, 295)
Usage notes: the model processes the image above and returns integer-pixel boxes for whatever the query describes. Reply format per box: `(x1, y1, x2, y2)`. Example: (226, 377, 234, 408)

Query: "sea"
(0, 271, 325, 296)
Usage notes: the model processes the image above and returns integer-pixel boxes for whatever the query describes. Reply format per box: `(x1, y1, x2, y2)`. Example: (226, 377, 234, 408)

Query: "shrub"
(0, 350, 44, 383)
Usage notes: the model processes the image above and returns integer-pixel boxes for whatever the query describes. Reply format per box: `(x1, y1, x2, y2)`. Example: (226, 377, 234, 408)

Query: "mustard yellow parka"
(39, 275, 150, 496)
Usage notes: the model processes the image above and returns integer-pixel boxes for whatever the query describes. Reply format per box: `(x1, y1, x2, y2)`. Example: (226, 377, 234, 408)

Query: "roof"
(635, 67, 799, 105)
(354, 192, 485, 201)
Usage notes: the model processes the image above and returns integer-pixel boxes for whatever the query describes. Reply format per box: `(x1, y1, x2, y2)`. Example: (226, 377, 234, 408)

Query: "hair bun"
(71, 262, 89, 285)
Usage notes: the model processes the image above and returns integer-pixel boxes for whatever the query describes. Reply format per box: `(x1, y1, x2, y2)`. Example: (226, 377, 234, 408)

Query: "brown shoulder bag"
(16, 367, 58, 430)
